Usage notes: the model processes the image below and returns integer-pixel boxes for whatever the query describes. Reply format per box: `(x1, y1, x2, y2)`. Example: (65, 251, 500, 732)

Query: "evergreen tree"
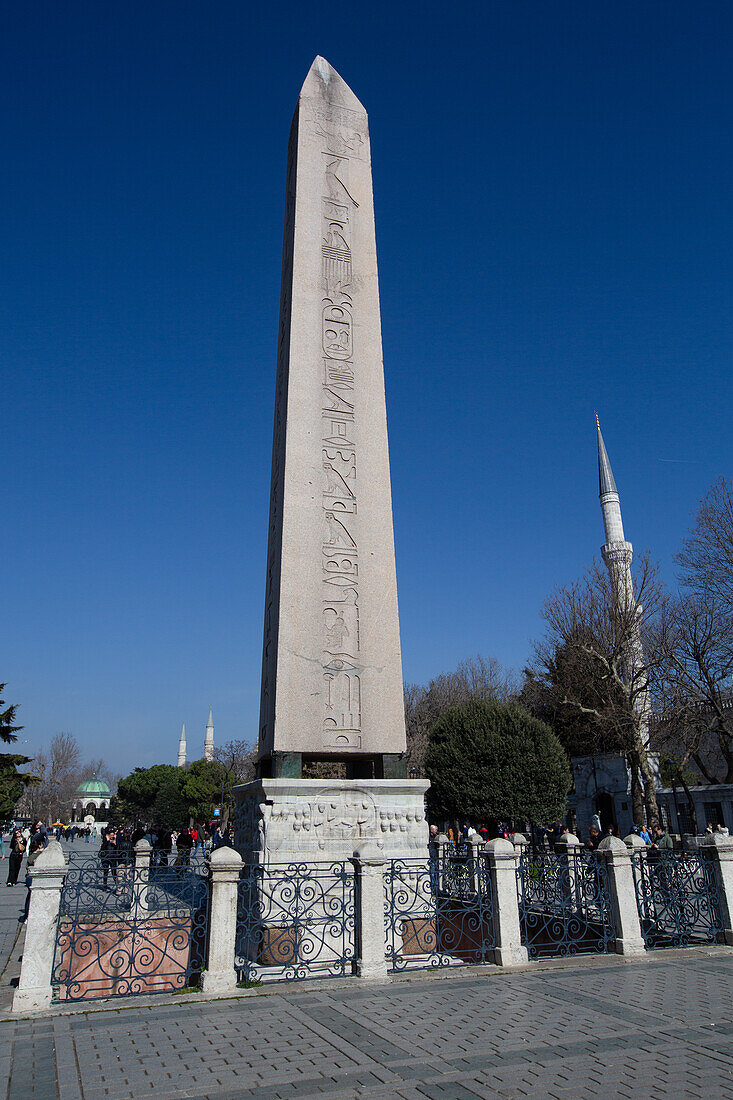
(0, 684, 34, 818)
(424, 699, 572, 825)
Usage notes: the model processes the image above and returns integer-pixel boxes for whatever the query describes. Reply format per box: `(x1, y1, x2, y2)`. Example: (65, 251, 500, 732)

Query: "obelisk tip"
(300, 56, 366, 113)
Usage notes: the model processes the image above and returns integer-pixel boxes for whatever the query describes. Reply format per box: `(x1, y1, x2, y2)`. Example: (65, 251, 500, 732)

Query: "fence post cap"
(486, 837, 515, 857)
(511, 833, 528, 847)
(352, 839, 385, 863)
(623, 833, 646, 849)
(210, 844, 243, 868)
(598, 835, 628, 854)
(33, 840, 66, 871)
(134, 838, 152, 854)
(435, 833, 449, 845)
(700, 833, 733, 850)
(555, 832, 581, 849)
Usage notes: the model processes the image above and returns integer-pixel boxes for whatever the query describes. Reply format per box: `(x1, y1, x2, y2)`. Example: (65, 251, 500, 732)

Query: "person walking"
(7, 829, 26, 886)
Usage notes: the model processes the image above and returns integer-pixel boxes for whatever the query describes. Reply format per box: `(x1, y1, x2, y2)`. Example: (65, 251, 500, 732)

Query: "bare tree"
(405, 655, 517, 777)
(677, 477, 733, 608)
(45, 732, 81, 822)
(78, 758, 120, 793)
(653, 595, 733, 784)
(15, 749, 49, 821)
(537, 554, 664, 828)
(213, 739, 257, 824)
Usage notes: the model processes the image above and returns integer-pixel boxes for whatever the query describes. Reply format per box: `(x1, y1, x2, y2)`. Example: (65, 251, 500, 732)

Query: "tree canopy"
(424, 699, 571, 825)
(112, 759, 229, 827)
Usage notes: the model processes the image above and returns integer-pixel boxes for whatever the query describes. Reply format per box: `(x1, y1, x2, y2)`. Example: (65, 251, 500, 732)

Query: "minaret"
(597, 413, 634, 606)
(204, 708, 214, 762)
(177, 723, 187, 768)
(596, 414, 650, 728)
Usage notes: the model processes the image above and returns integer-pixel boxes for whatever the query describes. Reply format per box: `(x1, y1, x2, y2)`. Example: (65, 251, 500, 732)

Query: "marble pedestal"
(233, 778, 430, 864)
(233, 779, 429, 979)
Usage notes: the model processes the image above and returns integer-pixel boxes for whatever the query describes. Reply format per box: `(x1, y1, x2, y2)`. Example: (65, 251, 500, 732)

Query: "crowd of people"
(430, 814, 730, 855)
(2, 817, 235, 914)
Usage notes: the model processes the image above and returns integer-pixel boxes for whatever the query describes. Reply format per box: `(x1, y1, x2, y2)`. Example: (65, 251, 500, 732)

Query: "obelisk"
(235, 58, 428, 863)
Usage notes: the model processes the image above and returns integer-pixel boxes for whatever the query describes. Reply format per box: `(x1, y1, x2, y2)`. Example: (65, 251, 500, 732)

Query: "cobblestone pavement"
(0, 951, 731, 1099)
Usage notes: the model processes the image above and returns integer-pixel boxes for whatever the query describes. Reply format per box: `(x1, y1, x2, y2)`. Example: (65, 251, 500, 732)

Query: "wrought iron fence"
(51, 857, 209, 1001)
(235, 861, 355, 983)
(631, 849, 723, 949)
(384, 853, 496, 972)
(516, 848, 615, 958)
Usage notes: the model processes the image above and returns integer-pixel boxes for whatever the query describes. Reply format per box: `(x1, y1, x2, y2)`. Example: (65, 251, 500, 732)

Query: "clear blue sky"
(3, 2, 732, 774)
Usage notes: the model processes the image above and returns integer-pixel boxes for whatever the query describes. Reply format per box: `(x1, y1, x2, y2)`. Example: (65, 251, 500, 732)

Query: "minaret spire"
(596, 413, 625, 545)
(177, 722, 187, 768)
(204, 708, 214, 762)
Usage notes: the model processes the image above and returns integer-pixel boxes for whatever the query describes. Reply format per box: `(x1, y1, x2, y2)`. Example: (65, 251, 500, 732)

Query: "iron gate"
(235, 861, 355, 983)
(384, 852, 496, 972)
(52, 856, 209, 1001)
(516, 848, 615, 958)
(631, 849, 723, 948)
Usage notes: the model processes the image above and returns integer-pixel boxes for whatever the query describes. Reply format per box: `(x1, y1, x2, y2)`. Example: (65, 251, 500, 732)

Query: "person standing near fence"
(6, 829, 25, 886)
(156, 824, 172, 867)
(100, 827, 117, 889)
(19, 833, 45, 922)
(176, 826, 193, 869)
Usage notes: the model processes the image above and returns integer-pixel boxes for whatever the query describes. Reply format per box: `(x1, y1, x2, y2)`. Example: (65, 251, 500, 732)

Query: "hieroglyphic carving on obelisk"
(258, 57, 406, 770)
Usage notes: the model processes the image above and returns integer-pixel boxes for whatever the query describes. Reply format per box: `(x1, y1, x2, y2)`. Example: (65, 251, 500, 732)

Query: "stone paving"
(0, 952, 731, 1098)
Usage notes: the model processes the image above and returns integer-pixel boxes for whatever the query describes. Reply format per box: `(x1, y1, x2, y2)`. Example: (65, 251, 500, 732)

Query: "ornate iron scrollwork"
(52, 855, 209, 1001)
(235, 861, 355, 983)
(516, 848, 615, 958)
(384, 853, 496, 972)
(631, 849, 723, 949)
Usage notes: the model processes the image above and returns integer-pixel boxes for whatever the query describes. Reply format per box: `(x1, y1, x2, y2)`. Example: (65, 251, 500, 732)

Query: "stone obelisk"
(235, 58, 428, 864)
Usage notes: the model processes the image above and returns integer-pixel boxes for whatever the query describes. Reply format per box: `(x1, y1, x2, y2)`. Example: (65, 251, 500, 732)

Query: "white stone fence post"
(201, 845, 243, 993)
(486, 836, 527, 966)
(351, 842, 389, 981)
(132, 838, 152, 918)
(13, 840, 67, 1014)
(700, 833, 733, 945)
(597, 835, 646, 955)
(555, 832, 582, 911)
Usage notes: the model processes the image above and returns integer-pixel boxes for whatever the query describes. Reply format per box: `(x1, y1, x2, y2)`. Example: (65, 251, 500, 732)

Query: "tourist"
(176, 826, 193, 868)
(19, 833, 46, 922)
(100, 828, 117, 889)
(7, 829, 25, 886)
(649, 824, 673, 851)
(588, 826, 601, 851)
(156, 824, 172, 867)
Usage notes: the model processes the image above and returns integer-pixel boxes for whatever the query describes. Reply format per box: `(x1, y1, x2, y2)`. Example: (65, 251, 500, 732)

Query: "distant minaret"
(177, 723, 187, 768)
(596, 414, 650, 728)
(204, 708, 214, 762)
